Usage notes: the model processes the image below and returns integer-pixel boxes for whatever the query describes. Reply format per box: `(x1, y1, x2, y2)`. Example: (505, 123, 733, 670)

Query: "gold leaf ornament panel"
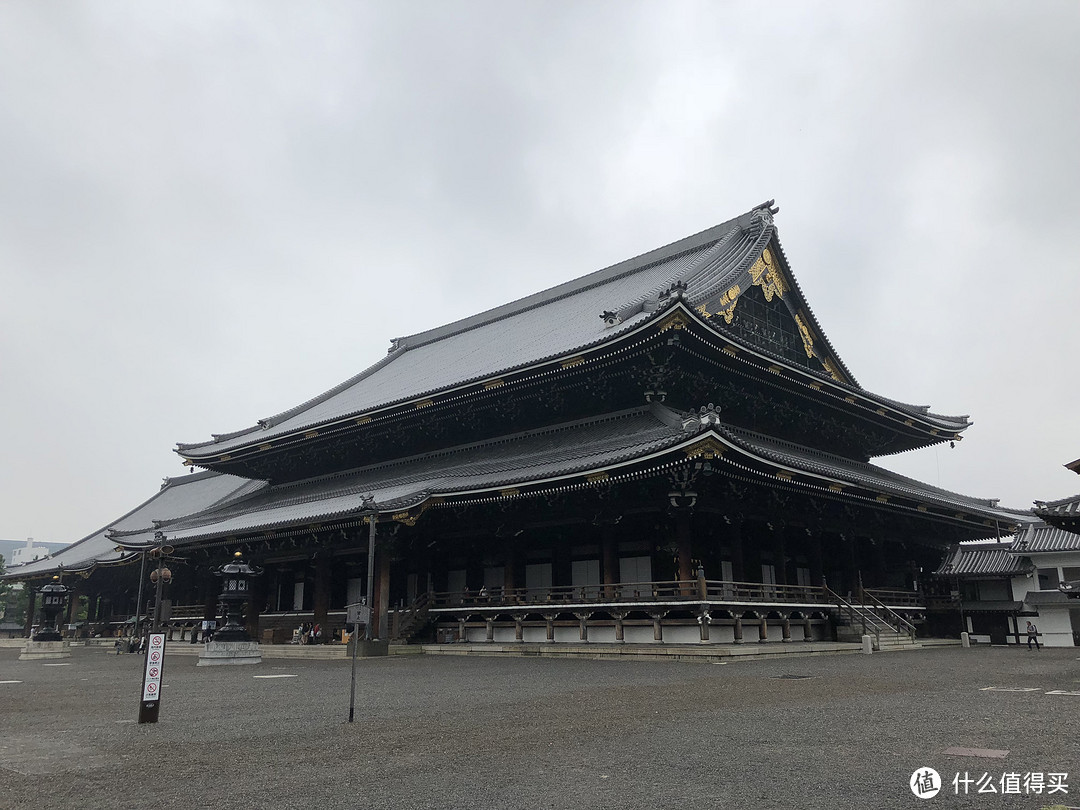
(749, 247, 787, 302)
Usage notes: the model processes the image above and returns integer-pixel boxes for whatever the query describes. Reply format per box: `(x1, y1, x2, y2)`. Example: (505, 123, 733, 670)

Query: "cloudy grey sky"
(2, 1, 1077, 545)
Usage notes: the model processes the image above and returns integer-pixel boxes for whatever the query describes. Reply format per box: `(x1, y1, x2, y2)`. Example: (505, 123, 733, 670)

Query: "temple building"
(932, 459, 1080, 647)
(6, 202, 1034, 647)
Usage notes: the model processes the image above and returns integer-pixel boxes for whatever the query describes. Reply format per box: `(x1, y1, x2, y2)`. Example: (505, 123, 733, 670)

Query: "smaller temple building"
(934, 459, 1080, 647)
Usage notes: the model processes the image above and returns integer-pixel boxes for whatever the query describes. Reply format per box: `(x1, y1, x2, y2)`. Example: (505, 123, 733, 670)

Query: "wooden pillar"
(730, 520, 745, 581)
(758, 615, 768, 643)
(733, 614, 743, 644)
(247, 567, 266, 642)
(485, 617, 495, 642)
(613, 611, 625, 643)
(65, 583, 82, 627)
(202, 574, 218, 625)
(803, 615, 813, 642)
(514, 614, 524, 642)
(503, 540, 517, 597)
(457, 617, 467, 642)
(808, 530, 824, 586)
(676, 509, 694, 585)
(870, 538, 886, 588)
(576, 612, 589, 642)
(848, 535, 860, 598)
(781, 616, 792, 642)
(775, 529, 789, 586)
(602, 525, 617, 598)
(652, 612, 664, 643)
(699, 610, 710, 642)
(544, 613, 556, 642)
(377, 549, 391, 640)
(23, 587, 37, 637)
(312, 552, 331, 640)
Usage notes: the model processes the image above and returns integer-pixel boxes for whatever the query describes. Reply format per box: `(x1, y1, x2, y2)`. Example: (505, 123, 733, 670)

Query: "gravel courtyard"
(1, 644, 1077, 810)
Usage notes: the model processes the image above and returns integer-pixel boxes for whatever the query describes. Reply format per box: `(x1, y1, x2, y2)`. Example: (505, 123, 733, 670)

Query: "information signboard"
(138, 632, 166, 724)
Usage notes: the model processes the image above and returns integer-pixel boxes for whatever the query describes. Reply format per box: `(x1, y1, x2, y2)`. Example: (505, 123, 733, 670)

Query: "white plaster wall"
(1029, 607, 1075, 647)
(1010, 575, 1034, 601)
(452, 621, 826, 645)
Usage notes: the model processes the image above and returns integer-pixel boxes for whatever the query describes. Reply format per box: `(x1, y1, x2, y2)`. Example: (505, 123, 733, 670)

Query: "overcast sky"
(2, 1, 1078, 545)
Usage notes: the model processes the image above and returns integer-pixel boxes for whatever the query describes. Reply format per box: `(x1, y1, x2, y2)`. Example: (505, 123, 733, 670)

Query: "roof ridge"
(175, 212, 760, 454)
(394, 214, 750, 351)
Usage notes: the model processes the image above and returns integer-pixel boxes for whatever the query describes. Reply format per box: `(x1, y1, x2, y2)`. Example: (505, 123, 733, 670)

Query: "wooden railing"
(824, 586, 892, 638)
(863, 588, 924, 608)
(861, 590, 918, 640)
(429, 580, 839, 609)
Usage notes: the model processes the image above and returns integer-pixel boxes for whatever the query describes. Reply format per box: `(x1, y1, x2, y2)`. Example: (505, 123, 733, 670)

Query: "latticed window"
(728, 285, 815, 370)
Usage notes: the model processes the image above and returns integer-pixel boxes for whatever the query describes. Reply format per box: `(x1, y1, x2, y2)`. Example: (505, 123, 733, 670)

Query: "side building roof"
(935, 542, 1031, 577)
(1033, 493, 1080, 536)
(2, 471, 260, 580)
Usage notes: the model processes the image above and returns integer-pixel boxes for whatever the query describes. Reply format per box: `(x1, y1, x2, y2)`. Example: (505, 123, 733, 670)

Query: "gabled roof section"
(1033, 493, 1080, 535)
(935, 542, 1031, 577)
(161, 404, 1015, 547)
(177, 210, 754, 458)
(1, 471, 260, 579)
(1012, 518, 1080, 553)
(164, 406, 692, 544)
(177, 201, 966, 461)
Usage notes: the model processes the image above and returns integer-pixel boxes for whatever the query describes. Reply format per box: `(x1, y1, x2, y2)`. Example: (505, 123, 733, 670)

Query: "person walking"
(1026, 620, 1041, 650)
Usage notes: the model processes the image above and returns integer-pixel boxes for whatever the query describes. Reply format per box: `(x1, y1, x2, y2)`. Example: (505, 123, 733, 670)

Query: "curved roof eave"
(166, 412, 1017, 547)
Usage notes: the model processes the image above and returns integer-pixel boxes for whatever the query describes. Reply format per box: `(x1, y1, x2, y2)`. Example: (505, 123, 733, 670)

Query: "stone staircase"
(828, 588, 920, 652)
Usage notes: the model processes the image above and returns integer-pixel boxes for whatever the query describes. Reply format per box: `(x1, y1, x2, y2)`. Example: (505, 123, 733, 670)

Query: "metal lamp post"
(148, 544, 174, 634)
(349, 495, 379, 723)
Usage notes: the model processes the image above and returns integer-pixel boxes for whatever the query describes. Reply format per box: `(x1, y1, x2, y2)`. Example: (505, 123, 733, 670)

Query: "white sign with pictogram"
(141, 633, 166, 702)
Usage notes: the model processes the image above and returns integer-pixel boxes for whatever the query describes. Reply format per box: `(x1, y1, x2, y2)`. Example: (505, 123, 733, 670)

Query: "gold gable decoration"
(793, 313, 815, 359)
(696, 285, 742, 324)
(683, 437, 727, 460)
(820, 356, 844, 383)
(749, 247, 786, 302)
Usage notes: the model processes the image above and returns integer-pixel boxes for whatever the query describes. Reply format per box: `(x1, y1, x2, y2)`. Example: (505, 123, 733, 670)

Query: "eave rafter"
(673, 304, 968, 450)
(180, 299, 965, 478)
(166, 421, 1013, 552)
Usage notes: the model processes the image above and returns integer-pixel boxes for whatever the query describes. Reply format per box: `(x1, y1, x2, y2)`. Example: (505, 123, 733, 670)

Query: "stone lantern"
(198, 552, 263, 666)
(20, 576, 72, 660)
(33, 577, 70, 641)
(213, 552, 261, 642)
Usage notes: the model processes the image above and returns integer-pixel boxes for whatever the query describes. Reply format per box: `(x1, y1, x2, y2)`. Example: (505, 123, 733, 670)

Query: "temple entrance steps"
(388, 593, 434, 643)
(825, 586, 919, 651)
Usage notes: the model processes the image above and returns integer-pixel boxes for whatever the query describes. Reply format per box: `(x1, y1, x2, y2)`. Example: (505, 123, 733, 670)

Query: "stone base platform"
(19, 640, 72, 661)
(197, 640, 262, 666)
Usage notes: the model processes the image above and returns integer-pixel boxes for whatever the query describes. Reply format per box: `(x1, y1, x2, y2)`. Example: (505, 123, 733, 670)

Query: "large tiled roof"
(156, 403, 1017, 546)
(178, 218, 747, 456)
(2, 472, 259, 579)
(162, 406, 691, 543)
(179, 203, 968, 461)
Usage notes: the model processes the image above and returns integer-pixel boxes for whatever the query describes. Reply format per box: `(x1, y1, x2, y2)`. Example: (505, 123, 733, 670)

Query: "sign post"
(138, 632, 166, 724)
